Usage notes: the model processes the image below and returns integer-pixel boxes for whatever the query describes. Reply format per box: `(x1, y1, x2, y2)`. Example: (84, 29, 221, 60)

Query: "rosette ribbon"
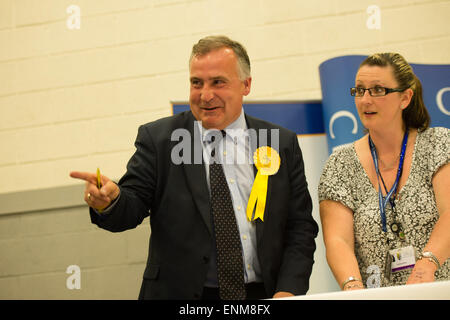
(246, 147, 280, 222)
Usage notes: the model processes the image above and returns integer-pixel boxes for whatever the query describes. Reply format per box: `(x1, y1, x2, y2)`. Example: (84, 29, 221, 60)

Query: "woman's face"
(354, 65, 412, 132)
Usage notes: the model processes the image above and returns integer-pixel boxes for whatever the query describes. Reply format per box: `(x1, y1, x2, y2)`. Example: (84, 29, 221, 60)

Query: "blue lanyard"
(368, 130, 408, 232)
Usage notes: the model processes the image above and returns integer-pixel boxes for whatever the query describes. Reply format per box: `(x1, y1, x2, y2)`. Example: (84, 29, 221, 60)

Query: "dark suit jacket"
(90, 110, 318, 299)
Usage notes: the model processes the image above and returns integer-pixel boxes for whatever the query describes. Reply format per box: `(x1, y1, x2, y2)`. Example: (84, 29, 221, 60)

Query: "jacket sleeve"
(275, 133, 319, 295)
(90, 124, 156, 232)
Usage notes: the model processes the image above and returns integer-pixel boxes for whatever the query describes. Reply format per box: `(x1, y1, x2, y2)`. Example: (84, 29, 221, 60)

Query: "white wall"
(298, 134, 340, 293)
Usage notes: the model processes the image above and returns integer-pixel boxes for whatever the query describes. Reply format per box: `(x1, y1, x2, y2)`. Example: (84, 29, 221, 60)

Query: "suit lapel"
(182, 112, 213, 236)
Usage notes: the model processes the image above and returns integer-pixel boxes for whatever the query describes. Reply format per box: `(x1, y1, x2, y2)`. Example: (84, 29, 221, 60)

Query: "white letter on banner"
(66, 5, 81, 30)
(329, 110, 358, 139)
(436, 87, 450, 116)
(366, 5, 381, 30)
(66, 265, 81, 289)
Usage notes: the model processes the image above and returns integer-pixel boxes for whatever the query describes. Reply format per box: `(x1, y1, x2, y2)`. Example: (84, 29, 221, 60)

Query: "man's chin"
(200, 116, 227, 130)
(201, 121, 223, 130)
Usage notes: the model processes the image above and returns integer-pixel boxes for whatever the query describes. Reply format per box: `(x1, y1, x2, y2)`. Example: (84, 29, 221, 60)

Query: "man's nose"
(200, 86, 214, 102)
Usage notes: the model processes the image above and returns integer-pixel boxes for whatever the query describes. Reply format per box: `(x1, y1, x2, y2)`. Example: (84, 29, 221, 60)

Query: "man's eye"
(191, 80, 202, 87)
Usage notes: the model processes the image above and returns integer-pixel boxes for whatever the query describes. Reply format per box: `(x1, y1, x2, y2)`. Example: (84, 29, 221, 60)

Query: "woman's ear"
(401, 88, 414, 109)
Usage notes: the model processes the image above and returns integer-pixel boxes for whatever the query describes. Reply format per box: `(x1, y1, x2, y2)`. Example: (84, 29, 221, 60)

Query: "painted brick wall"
(1, 0, 449, 193)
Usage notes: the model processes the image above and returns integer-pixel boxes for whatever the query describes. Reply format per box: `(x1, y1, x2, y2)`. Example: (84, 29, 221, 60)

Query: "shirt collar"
(198, 109, 247, 143)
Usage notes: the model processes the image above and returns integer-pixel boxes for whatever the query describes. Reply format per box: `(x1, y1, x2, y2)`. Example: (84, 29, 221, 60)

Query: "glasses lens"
(351, 87, 363, 97)
(356, 87, 365, 97)
(369, 87, 386, 96)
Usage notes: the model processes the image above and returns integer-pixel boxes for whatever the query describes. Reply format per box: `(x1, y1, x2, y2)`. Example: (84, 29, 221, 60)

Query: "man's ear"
(242, 77, 252, 96)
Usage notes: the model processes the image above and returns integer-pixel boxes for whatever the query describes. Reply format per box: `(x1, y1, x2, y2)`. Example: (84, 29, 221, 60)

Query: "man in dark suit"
(70, 35, 318, 300)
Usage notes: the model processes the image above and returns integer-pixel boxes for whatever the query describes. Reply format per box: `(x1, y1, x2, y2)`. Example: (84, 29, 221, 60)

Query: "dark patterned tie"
(209, 131, 246, 300)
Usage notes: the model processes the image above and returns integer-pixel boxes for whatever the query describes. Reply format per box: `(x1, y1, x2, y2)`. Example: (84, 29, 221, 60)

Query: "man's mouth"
(201, 106, 221, 111)
(364, 111, 377, 115)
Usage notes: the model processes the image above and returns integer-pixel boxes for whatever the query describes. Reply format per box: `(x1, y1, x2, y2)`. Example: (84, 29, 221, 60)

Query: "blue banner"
(172, 101, 325, 136)
(319, 55, 450, 154)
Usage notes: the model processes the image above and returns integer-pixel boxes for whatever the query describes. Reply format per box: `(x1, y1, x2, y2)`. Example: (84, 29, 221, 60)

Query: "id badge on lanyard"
(385, 245, 416, 280)
(369, 131, 415, 279)
(368, 131, 408, 234)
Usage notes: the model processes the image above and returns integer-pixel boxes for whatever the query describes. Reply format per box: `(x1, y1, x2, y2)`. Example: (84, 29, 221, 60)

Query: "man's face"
(189, 47, 251, 130)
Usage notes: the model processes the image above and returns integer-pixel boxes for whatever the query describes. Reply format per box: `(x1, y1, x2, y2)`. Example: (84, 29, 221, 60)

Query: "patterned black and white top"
(318, 127, 449, 288)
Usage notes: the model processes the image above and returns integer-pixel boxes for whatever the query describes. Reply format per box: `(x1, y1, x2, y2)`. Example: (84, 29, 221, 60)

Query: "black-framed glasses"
(350, 86, 407, 97)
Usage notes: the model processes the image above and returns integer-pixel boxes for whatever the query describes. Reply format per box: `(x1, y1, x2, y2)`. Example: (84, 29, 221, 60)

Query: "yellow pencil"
(96, 167, 102, 189)
(97, 168, 103, 213)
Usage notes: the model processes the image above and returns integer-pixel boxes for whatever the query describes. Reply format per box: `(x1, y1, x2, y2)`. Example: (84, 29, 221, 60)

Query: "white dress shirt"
(197, 110, 262, 287)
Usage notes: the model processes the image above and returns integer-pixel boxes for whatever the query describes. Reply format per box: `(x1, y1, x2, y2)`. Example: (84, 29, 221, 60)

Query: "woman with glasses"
(318, 53, 449, 290)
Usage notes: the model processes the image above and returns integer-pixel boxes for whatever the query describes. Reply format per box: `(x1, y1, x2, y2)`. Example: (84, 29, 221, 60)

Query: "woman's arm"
(407, 163, 450, 284)
(320, 200, 363, 290)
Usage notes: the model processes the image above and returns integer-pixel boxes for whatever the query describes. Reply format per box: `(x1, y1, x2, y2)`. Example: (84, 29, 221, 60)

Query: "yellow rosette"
(246, 146, 281, 222)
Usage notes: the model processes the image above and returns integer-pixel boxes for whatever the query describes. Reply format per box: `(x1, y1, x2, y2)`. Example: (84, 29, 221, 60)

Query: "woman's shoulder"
(319, 141, 360, 207)
(329, 141, 356, 160)
(418, 126, 449, 140)
(416, 127, 449, 172)
(417, 127, 449, 151)
(322, 141, 358, 176)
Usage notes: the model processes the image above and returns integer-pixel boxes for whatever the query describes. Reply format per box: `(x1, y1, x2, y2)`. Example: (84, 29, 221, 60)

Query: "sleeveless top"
(318, 127, 449, 287)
